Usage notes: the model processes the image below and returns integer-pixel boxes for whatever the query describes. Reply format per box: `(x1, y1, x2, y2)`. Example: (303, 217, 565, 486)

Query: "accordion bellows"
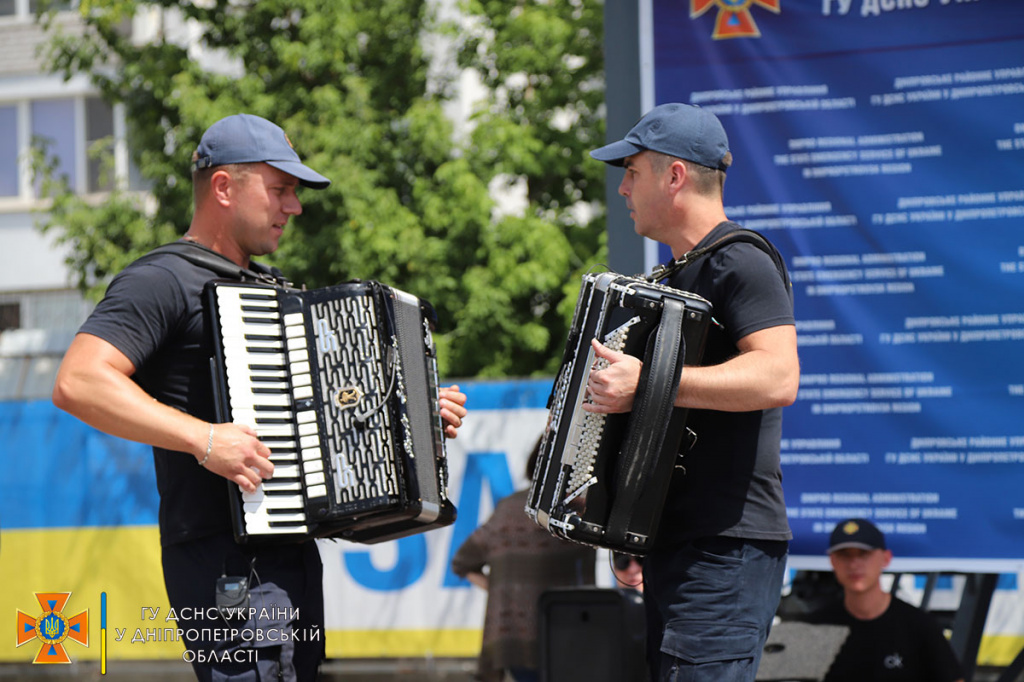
(526, 272, 712, 555)
(206, 279, 455, 545)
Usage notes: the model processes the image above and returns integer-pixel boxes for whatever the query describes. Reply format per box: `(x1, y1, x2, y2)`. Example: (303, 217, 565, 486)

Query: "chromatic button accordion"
(526, 271, 712, 555)
(205, 279, 456, 545)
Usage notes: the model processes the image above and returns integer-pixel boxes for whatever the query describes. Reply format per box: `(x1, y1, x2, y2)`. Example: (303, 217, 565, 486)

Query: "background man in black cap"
(806, 518, 964, 682)
(53, 113, 467, 681)
(584, 102, 799, 681)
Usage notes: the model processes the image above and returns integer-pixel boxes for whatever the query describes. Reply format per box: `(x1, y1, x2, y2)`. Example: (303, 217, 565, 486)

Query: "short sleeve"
(708, 242, 794, 343)
(79, 263, 189, 370)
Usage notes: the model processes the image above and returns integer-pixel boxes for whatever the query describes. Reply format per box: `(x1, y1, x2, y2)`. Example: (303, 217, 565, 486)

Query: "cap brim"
(828, 542, 884, 553)
(589, 139, 645, 166)
(266, 160, 331, 189)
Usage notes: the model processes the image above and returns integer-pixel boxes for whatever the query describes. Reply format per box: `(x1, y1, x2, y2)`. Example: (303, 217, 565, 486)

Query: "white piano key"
(224, 350, 287, 367)
(243, 514, 308, 534)
(273, 464, 301, 479)
(244, 495, 304, 511)
(249, 381, 291, 392)
(230, 393, 293, 409)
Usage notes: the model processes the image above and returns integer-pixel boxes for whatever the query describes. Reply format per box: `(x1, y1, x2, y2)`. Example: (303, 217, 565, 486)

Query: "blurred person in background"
(612, 552, 644, 593)
(805, 518, 964, 682)
(452, 438, 596, 682)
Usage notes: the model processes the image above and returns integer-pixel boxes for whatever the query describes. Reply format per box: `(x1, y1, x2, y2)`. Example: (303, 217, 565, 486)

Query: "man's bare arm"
(52, 333, 272, 492)
(584, 324, 799, 414)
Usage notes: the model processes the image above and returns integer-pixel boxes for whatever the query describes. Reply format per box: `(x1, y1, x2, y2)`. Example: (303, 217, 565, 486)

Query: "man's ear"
(209, 169, 234, 207)
(666, 159, 688, 193)
(881, 549, 893, 569)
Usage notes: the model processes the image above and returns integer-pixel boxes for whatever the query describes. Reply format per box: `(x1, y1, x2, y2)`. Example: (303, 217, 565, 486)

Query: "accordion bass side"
(205, 279, 455, 545)
(526, 272, 712, 555)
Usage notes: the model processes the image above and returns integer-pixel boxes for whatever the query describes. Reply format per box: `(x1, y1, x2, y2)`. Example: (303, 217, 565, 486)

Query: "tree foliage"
(36, 0, 606, 378)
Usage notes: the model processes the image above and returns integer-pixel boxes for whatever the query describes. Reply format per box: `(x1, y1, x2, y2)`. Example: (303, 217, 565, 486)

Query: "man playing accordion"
(586, 103, 800, 682)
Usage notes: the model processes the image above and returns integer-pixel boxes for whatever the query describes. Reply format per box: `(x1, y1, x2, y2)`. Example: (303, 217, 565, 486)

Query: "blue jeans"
(644, 536, 788, 682)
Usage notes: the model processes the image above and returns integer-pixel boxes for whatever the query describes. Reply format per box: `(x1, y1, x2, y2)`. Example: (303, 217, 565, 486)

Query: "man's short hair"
(191, 162, 255, 206)
(649, 152, 728, 197)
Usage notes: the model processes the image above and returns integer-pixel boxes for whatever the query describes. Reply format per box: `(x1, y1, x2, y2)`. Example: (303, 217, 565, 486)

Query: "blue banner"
(650, 0, 1024, 570)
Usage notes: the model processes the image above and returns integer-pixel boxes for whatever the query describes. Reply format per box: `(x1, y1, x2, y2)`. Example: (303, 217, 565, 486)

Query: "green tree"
(36, 0, 606, 378)
(445, 0, 609, 375)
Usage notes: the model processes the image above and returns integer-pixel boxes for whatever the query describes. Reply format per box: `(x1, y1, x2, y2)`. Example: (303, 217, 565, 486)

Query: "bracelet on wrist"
(198, 423, 214, 467)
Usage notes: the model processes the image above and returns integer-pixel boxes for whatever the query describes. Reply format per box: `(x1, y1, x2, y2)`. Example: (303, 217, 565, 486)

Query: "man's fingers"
(591, 337, 622, 361)
(235, 471, 260, 494)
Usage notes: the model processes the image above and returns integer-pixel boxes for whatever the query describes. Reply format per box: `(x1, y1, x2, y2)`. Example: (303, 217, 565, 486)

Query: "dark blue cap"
(828, 518, 887, 553)
(590, 103, 731, 171)
(191, 114, 331, 189)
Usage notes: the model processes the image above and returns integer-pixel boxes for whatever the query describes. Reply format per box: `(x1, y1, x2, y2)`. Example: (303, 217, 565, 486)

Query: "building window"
(0, 105, 17, 196)
(0, 95, 121, 200)
(29, 1, 74, 15)
(86, 96, 114, 193)
(0, 0, 73, 18)
(32, 97, 77, 194)
(0, 303, 20, 332)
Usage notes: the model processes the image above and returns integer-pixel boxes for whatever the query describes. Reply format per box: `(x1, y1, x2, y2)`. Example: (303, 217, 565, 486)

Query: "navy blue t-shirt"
(657, 221, 794, 546)
(79, 252, 233, 546)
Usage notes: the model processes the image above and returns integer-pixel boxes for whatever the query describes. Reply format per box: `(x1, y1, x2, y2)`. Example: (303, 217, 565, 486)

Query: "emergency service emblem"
(16, 592, 89, 664)
(691, 0, 781, 39)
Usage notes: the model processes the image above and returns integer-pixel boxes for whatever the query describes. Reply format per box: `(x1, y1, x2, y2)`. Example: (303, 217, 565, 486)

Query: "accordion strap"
(645, 225, 791, 290)
(142, 241, 294, 288)
(605, 296, 687, 548)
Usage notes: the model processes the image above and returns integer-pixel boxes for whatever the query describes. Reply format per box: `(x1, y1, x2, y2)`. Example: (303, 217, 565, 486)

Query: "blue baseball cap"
(191, 114, 331, 189)
(828, 518, 887, 553)
(590, 103, 731, 171)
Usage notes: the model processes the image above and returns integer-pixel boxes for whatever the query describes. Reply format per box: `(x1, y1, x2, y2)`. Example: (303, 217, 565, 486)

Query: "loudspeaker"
(538, 588, 647, 682)
(755, 621, 850, 681)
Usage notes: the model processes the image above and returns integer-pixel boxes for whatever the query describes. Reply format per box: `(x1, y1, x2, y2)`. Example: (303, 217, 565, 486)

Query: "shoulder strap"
(141, 241, 294, 288)
(645, 225, 791, 290)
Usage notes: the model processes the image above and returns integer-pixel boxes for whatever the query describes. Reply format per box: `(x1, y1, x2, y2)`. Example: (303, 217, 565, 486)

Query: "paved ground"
(0, 658, 478, 681)
(0, 659, 1016, 681)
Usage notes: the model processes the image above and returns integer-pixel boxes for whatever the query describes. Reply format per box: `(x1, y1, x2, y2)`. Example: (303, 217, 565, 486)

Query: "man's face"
(829, 547, 892, 594)
(230, 164, 303, 257)
(617, 151, 670, 241)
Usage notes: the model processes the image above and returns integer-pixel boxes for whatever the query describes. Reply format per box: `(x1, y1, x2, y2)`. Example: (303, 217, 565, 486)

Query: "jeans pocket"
(661, 619, 760, 664)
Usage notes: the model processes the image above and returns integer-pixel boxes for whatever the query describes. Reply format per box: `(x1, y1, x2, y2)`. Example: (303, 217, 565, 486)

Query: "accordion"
(526, 271, 712, 555)
(205, 279, 456, 545)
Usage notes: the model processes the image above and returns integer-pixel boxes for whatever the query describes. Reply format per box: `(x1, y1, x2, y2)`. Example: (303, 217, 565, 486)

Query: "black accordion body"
(526, 271, 712, 555)
(205, 279, 455, 545)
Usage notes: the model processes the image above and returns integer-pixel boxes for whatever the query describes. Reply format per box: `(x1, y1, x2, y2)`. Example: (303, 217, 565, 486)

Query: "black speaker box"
(538, 587, 648, 682)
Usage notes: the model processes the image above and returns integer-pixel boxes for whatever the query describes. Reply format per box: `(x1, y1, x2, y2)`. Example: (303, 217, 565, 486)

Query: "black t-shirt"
(806, 597, 965, 681)
(79, 251, 234, 546)
(656, 221, 794, 546)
